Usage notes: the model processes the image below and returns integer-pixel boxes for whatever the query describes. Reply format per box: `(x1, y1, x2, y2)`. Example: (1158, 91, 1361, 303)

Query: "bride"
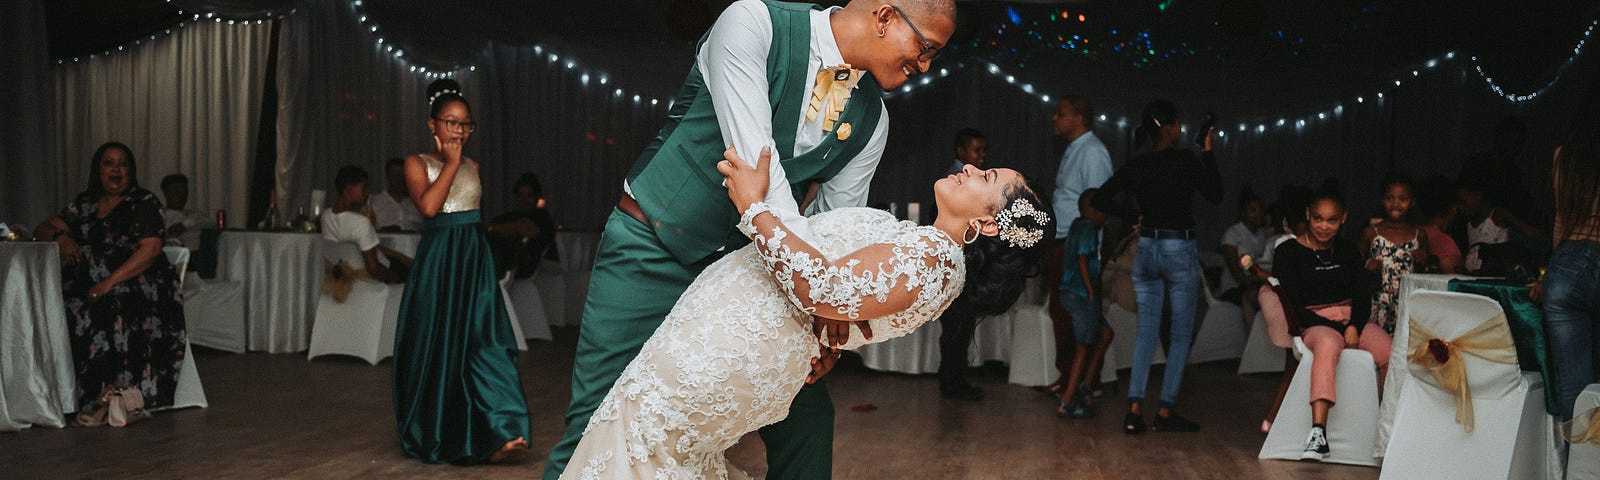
(563, 146, 1049, 479)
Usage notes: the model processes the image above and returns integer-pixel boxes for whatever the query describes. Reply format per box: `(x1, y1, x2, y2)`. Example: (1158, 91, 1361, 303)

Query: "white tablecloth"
(218, 231, 517, 353)
(1374, 273, 1483, 456)
(856, 278, 1057, 386)
(219, 232, 323, 353)
(0, 243, 76, 431)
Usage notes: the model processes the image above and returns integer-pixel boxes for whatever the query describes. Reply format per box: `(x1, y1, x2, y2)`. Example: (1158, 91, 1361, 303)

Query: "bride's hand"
(716, 145, 770, 214)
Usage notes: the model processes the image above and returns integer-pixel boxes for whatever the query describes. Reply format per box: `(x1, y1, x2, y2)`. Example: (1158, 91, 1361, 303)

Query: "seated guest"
(1219, 187, 1269, 300)
(1416, 175, 1463, 273)
(487, 172, 558, 279)
(1455, 180, 1546, 273)
(158, 173, 215, 247)
(368, 157, 424, 232)
(1219, 186, 1269, 336)
(322, 166, 411, 284)
(1273, 189, 1390, 460)
(33, 142, 187, 423)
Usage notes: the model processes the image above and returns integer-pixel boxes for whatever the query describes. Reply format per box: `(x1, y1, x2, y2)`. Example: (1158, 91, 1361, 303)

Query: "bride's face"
(934, 165, 1020, 220)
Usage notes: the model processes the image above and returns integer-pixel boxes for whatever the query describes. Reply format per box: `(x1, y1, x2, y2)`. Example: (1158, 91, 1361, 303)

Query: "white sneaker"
(1300, 426, 1330, 461)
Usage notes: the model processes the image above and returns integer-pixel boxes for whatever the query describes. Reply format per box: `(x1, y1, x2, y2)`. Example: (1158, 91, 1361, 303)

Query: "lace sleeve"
(738, 203, 962, 321)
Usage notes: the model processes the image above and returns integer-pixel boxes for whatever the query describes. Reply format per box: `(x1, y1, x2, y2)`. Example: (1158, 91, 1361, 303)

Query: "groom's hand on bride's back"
(805, 317, 871, 383)
(813, 316, 871, 347)
(806, 347, 841, 384)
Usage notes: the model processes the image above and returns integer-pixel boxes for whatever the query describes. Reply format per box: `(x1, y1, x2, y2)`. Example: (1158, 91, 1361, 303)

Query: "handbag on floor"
(106, 387, 151, 427)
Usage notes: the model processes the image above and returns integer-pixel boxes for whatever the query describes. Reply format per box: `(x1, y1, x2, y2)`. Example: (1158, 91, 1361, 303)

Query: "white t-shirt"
(1219, 221, 1269, 292)
(368, 193, 423, 231)
(320, 211, 380, 252)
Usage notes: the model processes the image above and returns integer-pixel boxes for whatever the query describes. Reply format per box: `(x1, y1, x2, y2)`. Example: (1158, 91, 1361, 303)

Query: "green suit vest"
(625, 0, 885, 265)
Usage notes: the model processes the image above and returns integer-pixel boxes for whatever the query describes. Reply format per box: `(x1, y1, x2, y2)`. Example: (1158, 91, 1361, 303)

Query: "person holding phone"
(1092, 100, 1222, 434)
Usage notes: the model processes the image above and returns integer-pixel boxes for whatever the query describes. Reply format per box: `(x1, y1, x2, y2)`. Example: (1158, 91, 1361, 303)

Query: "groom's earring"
(962, 227, 979, 244)
(877, 27, 887, 37)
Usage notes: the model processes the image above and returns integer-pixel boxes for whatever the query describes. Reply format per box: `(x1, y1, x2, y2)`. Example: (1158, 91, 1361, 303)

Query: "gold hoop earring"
(962, 227, 979, 244)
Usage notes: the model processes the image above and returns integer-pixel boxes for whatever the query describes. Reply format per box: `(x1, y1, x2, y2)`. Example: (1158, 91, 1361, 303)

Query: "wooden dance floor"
(0, 328, 1377, 479)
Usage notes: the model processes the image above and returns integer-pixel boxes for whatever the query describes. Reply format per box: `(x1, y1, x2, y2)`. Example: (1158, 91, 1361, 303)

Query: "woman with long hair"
(34, 142, 187, 425)
(1539, 125, 1600, 420)
(1092, 99, 1222, 434)
(561, 147, 1048, 478)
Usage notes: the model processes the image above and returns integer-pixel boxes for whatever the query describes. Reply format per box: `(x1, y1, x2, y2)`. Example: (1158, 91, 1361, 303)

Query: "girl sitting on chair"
(1271, 188, 1391, 461)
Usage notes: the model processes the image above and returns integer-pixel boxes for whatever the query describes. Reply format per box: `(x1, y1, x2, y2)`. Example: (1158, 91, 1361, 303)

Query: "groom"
(543, 1, 955, 478)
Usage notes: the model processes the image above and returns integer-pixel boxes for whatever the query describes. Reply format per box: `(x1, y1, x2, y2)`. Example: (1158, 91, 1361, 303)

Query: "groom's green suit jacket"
(625, 0, 884, 265)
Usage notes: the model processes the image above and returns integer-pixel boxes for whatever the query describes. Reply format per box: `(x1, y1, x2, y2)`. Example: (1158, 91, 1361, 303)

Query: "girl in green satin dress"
(393, 78, 530, 465)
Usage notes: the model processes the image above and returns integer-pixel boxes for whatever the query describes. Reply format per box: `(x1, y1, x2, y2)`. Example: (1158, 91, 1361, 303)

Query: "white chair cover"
(181, 273, 247, 353)
(1381, 291, 1528, 480)
(1103, 303, 1165, 370)
(1259, 337, 1381, 466)
(1238, 312, 1286, 374)
(1569, 384, 1600, 479)
(498, 280, 528, 351)
(1509, 372, 1561, 480)
(307, 241, 402, 365)
(532, 259, 567, 328)
(1189, 275, 1246, 364)
(157, 247, 206, 411)
(1006, 303, 1058, 387)
(501, 273, 553, 341)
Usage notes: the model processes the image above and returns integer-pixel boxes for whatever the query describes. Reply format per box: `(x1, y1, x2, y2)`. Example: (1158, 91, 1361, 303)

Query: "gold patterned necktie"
(805, 64, 860, 134)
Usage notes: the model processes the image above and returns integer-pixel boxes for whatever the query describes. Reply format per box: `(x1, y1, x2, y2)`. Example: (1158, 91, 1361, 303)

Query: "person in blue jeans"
(1058, 189, 1113, 418)
(1538, 133, 1600, 421)
(1092, 99, 1222, 434)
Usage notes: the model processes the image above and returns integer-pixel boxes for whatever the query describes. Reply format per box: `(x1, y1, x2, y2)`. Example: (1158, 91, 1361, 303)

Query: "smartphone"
(1195, 112, 1216, 146)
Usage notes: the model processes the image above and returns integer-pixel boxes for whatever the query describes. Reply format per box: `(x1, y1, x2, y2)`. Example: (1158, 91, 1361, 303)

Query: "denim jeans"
(1543, 240, 1600, 420)
(1061, 293, 1105, 346)
(1128, 237, 1200, 407)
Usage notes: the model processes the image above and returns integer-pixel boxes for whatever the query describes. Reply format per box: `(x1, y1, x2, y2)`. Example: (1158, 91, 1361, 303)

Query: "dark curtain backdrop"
(11, 0, 1598, 246)
(0, 0, 58, 229)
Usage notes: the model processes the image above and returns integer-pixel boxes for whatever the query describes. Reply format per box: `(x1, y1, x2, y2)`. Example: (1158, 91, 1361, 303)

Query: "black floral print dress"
(59, 187, 187, 411)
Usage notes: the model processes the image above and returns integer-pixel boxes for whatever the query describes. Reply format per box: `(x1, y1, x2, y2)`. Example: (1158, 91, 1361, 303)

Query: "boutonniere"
(805, 64, 860, 133)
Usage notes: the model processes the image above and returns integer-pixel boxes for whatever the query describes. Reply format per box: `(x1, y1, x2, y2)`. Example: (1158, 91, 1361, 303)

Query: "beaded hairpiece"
(995, 198, 1050, 249)
(429, 88, 461, 106)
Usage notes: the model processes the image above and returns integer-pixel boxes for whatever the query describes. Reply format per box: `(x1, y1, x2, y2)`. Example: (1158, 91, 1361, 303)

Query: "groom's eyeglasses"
(891, 5, 942, 63)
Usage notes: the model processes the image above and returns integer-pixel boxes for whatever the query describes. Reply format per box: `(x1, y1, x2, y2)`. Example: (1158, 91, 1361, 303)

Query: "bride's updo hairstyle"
(427, 78, 469, 115)
(962, 184, 1050, 316)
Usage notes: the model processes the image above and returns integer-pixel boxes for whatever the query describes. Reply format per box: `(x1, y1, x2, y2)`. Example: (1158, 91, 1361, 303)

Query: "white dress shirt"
(627, 0, 890, 242)
(162, 208, 215, 247)
(1052, 131, 1113, 238)
(1219, 221, 1269, 293)
(368, 192, 423, 231)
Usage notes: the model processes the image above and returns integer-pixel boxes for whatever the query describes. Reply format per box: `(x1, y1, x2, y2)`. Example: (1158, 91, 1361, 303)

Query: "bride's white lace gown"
(562, 205, 965, 479)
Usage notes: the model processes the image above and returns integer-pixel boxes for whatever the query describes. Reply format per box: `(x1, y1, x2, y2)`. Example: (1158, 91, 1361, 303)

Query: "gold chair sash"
(1406, 313, 1518, 432)
(1563, 406, 1600, 446)
(322, 259, 376, 303)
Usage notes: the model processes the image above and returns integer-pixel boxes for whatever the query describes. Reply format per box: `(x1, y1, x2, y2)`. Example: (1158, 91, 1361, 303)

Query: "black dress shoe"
(1153, 412, 1201, 433)
(939, 383, 985, 401)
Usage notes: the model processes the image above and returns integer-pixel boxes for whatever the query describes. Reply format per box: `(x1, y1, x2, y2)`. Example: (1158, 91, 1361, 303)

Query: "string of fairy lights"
(889, 18, 1599, 138)
(53, 7, 287, 65)
(51, 3, 1597, 134)
(349, 0, 665, 108)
